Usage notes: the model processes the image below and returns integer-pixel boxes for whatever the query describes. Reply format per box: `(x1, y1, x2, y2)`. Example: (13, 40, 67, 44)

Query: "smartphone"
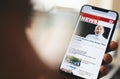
(60, 5, 119, 79)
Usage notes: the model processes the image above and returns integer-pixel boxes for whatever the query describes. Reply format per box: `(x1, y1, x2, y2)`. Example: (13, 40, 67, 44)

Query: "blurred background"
(0, 0, 120, 79)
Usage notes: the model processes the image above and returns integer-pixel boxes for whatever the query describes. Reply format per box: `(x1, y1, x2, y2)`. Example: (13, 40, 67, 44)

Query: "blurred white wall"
(31, 0, 116, 12)
(31, 0, 88, 12)
(88, 0, 113, 9)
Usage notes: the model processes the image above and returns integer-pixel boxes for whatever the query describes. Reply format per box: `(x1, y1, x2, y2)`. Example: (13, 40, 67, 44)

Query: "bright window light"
(31, 0, 88, 11)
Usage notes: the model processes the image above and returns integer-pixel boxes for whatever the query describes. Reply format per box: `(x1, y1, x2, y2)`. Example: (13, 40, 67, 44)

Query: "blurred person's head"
(95, 25, 104, 36)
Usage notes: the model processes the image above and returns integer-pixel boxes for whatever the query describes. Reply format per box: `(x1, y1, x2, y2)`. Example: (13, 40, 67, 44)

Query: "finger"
(99, 65, 108, 78)
(103, 54, 112, 65)
(107, 41, 118, 52)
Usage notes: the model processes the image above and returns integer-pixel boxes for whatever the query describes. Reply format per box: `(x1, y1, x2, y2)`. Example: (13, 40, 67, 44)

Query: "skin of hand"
(99, 41, 118, 78)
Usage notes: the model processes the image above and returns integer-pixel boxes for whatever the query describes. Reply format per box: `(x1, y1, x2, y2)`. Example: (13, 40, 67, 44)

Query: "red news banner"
(80, 12, 115, 24)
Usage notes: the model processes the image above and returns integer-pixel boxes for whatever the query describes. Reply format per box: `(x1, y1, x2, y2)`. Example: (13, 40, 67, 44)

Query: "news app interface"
(60, 6, 118, 79)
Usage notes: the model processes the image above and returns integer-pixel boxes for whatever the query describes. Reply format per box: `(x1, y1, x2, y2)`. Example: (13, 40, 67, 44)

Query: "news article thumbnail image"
(75, 21, 110, 39)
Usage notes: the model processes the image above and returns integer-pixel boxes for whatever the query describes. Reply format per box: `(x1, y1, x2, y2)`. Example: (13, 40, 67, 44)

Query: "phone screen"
(60, 5, 119, 79)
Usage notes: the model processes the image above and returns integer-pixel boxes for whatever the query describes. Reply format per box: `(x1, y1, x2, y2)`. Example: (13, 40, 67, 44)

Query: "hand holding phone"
(60, 5, 119, 79)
